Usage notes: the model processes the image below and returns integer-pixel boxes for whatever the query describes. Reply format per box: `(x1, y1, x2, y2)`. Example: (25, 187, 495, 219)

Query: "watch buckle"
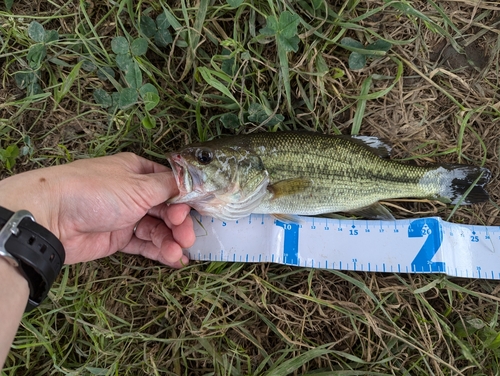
(0, 210, 35, 268)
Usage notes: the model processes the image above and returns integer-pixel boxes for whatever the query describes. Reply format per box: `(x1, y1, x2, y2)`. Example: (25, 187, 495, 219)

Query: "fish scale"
(247, 132, 439, 215)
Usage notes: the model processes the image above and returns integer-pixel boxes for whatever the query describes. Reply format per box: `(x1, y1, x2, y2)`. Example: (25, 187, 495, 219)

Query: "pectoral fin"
(347, 203, 395, 220)
(268, 178, 312, 198)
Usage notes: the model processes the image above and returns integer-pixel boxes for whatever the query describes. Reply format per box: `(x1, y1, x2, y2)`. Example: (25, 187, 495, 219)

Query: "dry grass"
(1, 0, 500, 374)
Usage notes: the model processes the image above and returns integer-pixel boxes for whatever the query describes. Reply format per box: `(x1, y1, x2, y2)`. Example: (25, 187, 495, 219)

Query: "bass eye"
(195, 149, 213, 165)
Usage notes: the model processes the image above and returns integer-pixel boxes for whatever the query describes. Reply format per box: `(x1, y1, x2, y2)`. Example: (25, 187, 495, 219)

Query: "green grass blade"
(179, 0, 208, 80)
(198, 67, 240, 106)
(54, 60, 83, 105)
(278, 46, 292, 114)
(351, 76, 372, 135)
(267, 347, 333, 375)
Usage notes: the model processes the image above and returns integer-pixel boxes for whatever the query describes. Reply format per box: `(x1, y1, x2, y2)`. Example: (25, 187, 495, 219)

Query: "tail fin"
(439, 165, 491, 204)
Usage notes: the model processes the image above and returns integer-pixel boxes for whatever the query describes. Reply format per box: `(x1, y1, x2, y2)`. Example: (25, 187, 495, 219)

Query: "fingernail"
(180, 254, 189, 266)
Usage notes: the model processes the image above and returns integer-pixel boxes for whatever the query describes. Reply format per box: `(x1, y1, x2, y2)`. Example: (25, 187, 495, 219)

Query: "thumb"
(139, 171, 180, 207)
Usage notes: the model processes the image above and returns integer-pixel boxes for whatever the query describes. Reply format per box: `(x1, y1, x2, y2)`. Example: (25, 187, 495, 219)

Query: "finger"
(135, 171, 180, 207)
(168, 255, 190, 269)
(140, 206, 195, 250)
(122, 236, 189, 268)
(115, 153, 181, 207)
(134, 215, 170, 246)
(117, 153, 180, 204)
(149, 203, 192, 227)
(135, 213, 195, 250)
(125, 215, 189, 265)
(172, 214, 196, 249)
(119, 153, 172, 175)
(167, 204, 192, 226)
(135, 212, 195, 263)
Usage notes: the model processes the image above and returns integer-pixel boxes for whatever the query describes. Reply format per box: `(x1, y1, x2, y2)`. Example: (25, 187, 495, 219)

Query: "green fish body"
(167, 132, 490, 221)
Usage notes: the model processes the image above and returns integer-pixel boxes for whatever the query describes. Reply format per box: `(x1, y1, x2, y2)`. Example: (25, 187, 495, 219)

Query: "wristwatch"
(0, 207, 65, 312)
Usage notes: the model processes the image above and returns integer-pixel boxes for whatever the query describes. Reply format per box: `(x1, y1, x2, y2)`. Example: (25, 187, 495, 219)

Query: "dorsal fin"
(339, 135, 392, 158)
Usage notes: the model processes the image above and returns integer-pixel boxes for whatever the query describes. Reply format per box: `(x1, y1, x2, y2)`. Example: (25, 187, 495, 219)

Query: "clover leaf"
(220, 113, 240, 129)
(247, 103, 284, 127)
(139, 13, 172, 48)
(260, 11, 301, 53)
(28, 21, 45, 43)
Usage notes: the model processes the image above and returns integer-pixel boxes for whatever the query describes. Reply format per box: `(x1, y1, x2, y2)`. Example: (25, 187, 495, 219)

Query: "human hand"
(0, 153, 195, 267)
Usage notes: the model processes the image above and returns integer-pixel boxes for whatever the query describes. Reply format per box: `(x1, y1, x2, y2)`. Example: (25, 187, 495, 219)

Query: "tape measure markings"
(188, 213, 500, 280)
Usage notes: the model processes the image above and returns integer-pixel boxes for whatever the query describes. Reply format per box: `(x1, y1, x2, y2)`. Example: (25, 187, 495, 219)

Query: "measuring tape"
(187, 213, 500, 280)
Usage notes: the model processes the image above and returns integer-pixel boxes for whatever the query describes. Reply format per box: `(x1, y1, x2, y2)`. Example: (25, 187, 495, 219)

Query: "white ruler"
(187, 213, 500, 280)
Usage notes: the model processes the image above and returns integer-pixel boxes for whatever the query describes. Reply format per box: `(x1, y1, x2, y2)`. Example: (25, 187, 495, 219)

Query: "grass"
(1, 0, 500, 374)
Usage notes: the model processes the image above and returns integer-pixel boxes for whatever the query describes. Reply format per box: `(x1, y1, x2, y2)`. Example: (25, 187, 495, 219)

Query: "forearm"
(0, 174, 49, 369)
(0, 257, 29, 369)
(0, 170, 59, 238)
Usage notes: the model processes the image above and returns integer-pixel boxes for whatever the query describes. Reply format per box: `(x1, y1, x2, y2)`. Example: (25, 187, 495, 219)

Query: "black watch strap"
(0, 207, 65, 312)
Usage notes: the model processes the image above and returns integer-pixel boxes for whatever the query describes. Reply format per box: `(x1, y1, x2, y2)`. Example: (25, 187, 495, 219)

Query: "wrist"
(0, 207, 65, 312)
(0, 256, 29, 295)
(0, 256, 29, 370)
(0, 169, 60, 239)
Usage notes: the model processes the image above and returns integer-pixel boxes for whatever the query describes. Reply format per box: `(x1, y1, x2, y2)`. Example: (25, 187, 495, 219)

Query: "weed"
(340, 37, 392, 70)
(260, 10, 301, 114)
(14, 21, 59, 96)
(93, 35, 161, 129)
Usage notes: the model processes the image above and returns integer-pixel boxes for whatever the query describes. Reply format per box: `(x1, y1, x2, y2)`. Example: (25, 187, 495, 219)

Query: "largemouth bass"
(167, 132, 490, 221)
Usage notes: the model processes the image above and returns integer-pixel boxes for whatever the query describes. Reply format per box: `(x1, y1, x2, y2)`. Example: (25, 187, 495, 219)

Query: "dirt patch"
(430, 39, 489, 71)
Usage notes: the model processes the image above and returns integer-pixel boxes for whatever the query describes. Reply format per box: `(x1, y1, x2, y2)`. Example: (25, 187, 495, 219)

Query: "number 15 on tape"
(188, 214, 500, 280)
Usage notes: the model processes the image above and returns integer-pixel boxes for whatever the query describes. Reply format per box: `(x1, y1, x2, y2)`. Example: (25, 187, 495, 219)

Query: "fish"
(166, 131, 491, 221)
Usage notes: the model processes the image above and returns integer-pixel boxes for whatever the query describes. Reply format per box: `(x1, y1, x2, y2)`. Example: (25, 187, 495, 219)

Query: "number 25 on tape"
(409, 218, 445, 272)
